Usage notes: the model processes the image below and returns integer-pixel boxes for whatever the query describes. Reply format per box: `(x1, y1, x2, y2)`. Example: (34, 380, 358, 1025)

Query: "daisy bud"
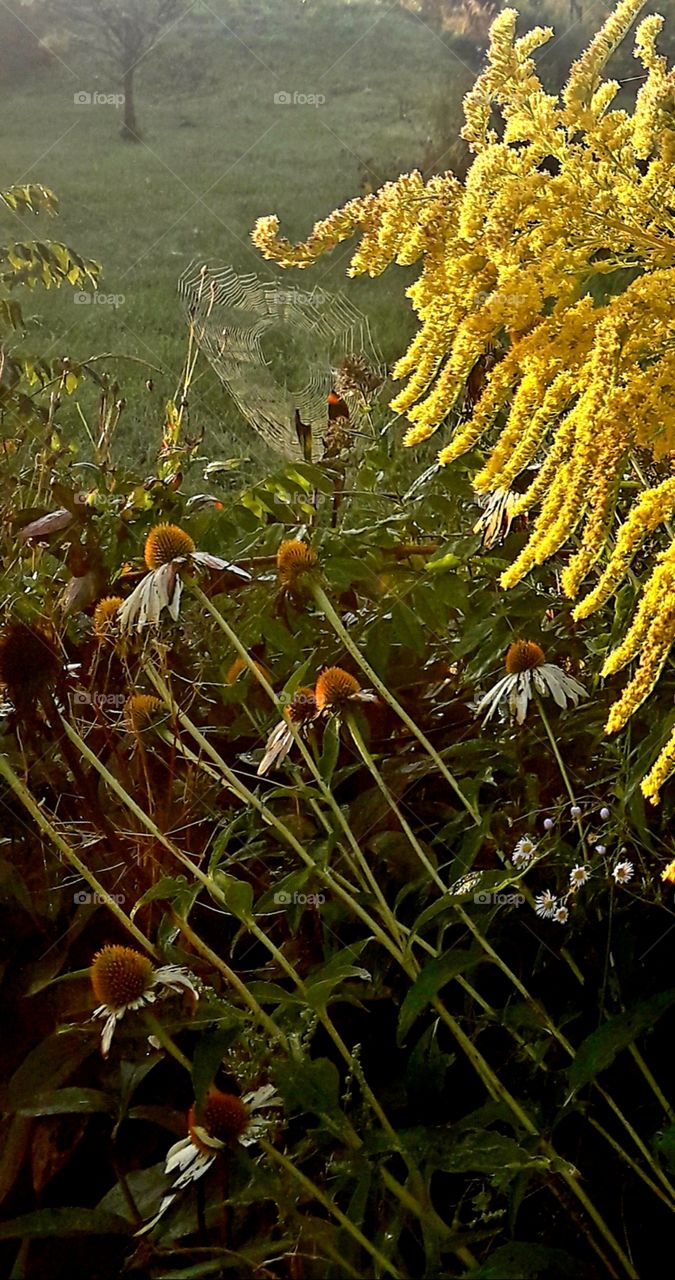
(570, 805, 582, 819)
(596, 844, 607, 855)
(144, 523, 195, 571)
(600, 806, 610, 820)
(543, 817, 554, 830)
(90, 945, 154, 1010)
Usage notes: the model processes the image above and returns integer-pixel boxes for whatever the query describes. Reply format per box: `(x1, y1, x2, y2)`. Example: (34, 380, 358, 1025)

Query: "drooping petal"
(191, 551, 251, 581)
(257, 721, 294, 775)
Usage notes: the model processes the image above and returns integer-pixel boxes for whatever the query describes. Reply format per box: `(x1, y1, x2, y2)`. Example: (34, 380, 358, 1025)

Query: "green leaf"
(210, 873, 254, 921)
(470, 1242, 593, 1278)
(0, 1208, 129, 1239)
(17, 1088, 114, 1117)
(6, 1031, 93, 1111)
(318, 715, 340, 783)
(568, 989, 675, 1090)
(397, 947, 484, 1043)
(192, 1024, 242, 1107)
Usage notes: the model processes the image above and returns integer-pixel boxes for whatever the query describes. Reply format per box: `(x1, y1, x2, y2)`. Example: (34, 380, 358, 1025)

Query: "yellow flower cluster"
(251, 0, 675, 800)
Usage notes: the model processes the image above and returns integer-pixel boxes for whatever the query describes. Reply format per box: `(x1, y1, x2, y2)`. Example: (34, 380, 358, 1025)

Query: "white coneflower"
(119, 523, 250, 632)
(569, 865, 590, 888)
(89, 945, 198, 1057)
(314, 667, 377, 714)
(534, 890, 557, 919)
(477, 640, 587, 726)
(512, 835, 537, 868)
(257, 686, 319, 775)
(612, 860, 634, 885)
(138, 1084, 280, 1234)
(553, 905, 570, 924)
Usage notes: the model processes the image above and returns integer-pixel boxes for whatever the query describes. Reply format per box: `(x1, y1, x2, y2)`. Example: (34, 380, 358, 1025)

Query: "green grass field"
(2, 0, 479, 464)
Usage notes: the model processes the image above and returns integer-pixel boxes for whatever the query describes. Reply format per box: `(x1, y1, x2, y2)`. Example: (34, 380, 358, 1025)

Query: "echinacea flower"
(661, 859, 675, 885)
(257, 686, 318, 775)
(138, 1084, 280, 1234)
(276, 539, 318, 592)
(553, 905, 570, 924)
(93, 596, 125, 641)
(612, 860, 634, 885)
(534, 890, 557, 919)
(569, 865, 590, 888)
(119, 523, 250, 632)
(477, 640, 587, 726)
(315, 666, 376, 714)
(511, 835, 537, 868)
(90, 944, 198, 1057)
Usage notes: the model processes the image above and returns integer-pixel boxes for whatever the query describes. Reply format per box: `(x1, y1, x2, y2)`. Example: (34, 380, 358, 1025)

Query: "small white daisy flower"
(553, 905, 570, 924)
(138, 1084, 280, 1234)
(89, 945, 199, 1057)
(477, 640, 587, 726)
(569, 865, 590, 888)
(534, 890, 557, 919)
(612, 860, 634, 885)
(119, 523, 250, 633)
(512, 835, 537, 868)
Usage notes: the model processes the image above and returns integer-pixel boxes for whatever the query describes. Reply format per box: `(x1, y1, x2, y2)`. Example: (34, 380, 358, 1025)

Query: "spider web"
(178, 261, 383, 460)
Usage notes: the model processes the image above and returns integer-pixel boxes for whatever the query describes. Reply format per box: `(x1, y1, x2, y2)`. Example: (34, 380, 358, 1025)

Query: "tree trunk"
(120, 66, 140, 141)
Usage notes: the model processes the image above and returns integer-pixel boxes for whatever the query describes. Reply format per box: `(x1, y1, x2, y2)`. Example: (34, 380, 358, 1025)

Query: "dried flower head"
(93, 596, 124, 639)
(315, 666, 363, 713)
(0, 619, 61, 709)
(89, 944, 198, 1057)
(137, 1083, 280, 1234)
(190, 1088, 250, 1150)
(145, 523, 196, 571)
(505, 640, 546, 674)
(276, 539, 318, 588)
(257, 686, 319, 776)
(333, 353, 382, 400)
(120, 526, 249, 633)
(124, 693, 165, 734)
(286, 687, 318, 723)
(90, 945, 154, 1009)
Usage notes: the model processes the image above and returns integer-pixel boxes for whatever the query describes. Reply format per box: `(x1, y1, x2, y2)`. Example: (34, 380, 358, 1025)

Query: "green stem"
(536, 694, 588, 859)
(189, 586, 409, 950)
(312, 582, 480, 823)
(143, 1010, 192, 1071)
(0, 753, 157, 957)
(258, 1140, 402, 1279)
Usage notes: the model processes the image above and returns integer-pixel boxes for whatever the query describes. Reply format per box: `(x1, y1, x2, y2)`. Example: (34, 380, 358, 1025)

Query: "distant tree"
(399, 0, 498, 45)
(46, 0, 189, 140)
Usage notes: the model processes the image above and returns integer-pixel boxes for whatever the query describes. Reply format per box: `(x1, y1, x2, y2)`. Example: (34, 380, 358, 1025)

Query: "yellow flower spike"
(250, 2, 675, 800)
(661, 858, 675, 882)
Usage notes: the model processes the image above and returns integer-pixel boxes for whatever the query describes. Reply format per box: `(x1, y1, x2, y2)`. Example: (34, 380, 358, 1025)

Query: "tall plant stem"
(190, 586, 409, 950)
(311, 581, 480, 823)
(258, 1140, 402, 1280)
(535, 695, 588, 858)
(143, 664, 410, 972)
(345, 714, 675, 1208)
(0, 752, 157, 956)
